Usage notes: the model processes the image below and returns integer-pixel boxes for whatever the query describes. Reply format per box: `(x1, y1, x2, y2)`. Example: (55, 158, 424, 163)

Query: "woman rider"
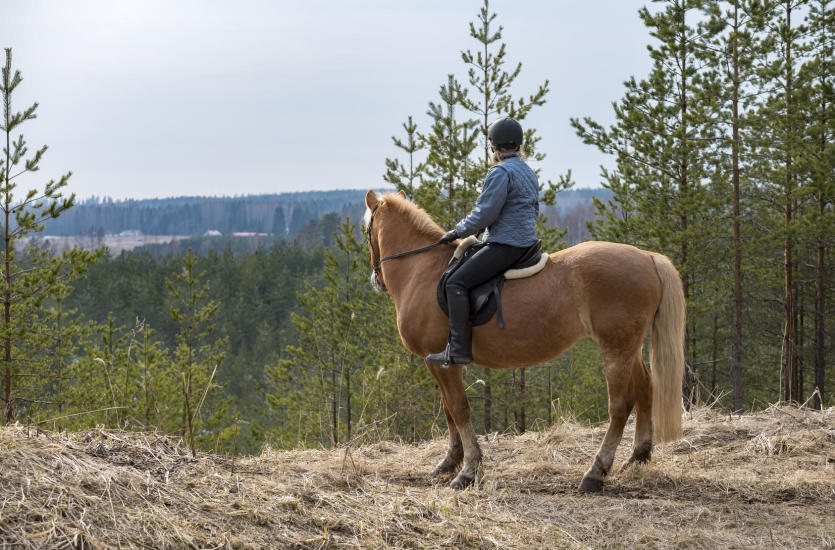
(426, 116, 540, 367)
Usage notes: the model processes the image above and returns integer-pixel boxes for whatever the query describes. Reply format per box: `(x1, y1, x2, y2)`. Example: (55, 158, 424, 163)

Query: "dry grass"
(1, 405, 833, 549)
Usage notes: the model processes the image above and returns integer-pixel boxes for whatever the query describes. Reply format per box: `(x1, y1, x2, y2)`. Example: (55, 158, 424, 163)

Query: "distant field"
(25, 235, 189, 255)
(1, 405, 832, 549)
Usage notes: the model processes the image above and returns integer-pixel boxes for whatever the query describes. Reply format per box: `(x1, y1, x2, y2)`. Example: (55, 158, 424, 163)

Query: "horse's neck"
(386, 247, 450, 305)
(381, 224, 437, 259)
(380, 220, 450, 303)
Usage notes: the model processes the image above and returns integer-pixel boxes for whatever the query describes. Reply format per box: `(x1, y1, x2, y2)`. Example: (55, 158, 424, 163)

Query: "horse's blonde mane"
(380, 193, 444, 239)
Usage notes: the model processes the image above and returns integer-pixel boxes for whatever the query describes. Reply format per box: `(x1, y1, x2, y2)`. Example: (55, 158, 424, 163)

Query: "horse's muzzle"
(370, 270, 387, 293)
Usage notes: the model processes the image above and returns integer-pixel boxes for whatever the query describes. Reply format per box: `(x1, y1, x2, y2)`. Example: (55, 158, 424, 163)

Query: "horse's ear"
(397, 190, 407, 200)
(365, 190, 379, 210)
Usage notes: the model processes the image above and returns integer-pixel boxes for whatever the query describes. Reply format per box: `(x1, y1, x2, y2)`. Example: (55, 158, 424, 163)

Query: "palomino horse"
(364, 190, 685, 492)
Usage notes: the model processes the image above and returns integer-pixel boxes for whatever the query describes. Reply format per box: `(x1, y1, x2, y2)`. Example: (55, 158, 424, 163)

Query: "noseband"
(365, 204, 445, 292)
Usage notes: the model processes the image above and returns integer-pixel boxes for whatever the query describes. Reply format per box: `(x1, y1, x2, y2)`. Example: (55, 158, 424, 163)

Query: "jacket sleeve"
(454, 166, 509, 238)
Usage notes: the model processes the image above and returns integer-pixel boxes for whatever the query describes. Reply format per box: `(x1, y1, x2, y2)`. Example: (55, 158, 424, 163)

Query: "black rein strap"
(375, 240, 445, 269)
(367, 205, 446, 274)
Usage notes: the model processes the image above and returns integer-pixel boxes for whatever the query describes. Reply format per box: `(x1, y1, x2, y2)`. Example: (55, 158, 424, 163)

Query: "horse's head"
(364, 189, 391, 292)
(363, 189, 445, 294)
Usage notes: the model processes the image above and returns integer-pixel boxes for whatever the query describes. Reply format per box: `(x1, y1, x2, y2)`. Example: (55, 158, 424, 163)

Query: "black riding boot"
(426, 287, 472, 366)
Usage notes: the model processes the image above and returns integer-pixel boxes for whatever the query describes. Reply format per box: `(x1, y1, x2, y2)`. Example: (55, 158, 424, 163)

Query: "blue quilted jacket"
(454, 156, 540, 247)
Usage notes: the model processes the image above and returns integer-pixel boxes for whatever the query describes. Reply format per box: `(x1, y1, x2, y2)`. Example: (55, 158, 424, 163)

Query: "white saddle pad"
(452, 236, 549, 280)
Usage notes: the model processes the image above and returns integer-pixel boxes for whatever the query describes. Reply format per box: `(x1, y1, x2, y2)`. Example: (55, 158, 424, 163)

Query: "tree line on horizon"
(37, 191, 367, 238)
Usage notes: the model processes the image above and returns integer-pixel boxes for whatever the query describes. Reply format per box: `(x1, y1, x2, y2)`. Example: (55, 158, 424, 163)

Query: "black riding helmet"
(487, 116, 523, 150)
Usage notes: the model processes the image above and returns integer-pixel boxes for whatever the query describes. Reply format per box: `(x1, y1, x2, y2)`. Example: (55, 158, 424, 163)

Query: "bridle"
(365, 204, 445, 292)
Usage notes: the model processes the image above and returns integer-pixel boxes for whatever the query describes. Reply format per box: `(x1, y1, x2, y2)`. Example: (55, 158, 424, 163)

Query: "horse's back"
(552, 240, 657, 274)
(550, 241, 664, 350)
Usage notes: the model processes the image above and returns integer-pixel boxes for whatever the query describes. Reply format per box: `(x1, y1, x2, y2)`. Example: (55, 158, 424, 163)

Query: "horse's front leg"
(449, 417, 481, 489)
(427, 363, 481, 489)
(426, 362, 463, 475)
(433, 400, 464, 475)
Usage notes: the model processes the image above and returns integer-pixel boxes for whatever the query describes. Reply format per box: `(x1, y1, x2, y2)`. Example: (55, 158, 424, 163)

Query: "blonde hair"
(491, 148, 525, 165)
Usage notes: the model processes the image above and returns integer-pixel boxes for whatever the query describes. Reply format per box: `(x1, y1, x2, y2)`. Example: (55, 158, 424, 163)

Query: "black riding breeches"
(440, 242, 528, 356)
(446, 242, 529, 295)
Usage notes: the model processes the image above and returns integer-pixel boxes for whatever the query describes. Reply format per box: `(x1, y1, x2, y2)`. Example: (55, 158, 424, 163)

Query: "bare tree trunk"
(181, 373, 196, 458)
(345, 366, 351, 442)
(484, 367, 492, 433)
(144, 336, 151, 426)
(813, 46, 829, 408)
(781, 1, 797, 404)
(3, 95, 12, 422)
(518, 367, 526, 433)
(711, 309, 719, 399)
(783, 221, 795, 403)
(814, 216, 826, 408)
(547, 364, 552, 427)
(678, 13, 694, 409)
(797, 280, 804, 402)
(55, 299, 63, 415)
(331, 370, 338, 446)
(731, 0, 745, 413)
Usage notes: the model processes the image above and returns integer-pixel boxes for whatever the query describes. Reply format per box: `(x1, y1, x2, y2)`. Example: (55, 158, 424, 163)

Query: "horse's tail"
(649, 253, 685, 443)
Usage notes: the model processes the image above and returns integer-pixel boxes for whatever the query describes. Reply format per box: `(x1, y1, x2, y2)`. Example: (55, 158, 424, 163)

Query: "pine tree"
(458, 0, 549, 166)
(42, 283, 93, 418)
(699, 0, 773, 410)
(268, 219, 376, 446)
(799, 0, 834, 408)
(289, 205, 311, 235)
(61, 314, 130, 429)
(744, 0, 812, 403)
(266, 218, 436, 447)
(418, 74, 480, 229)
(167, 248, 228, 456)
(383, 115, 425, 201)
(136, 324, 178, 430)
(573, 0, 722, 404)
(47, 288, 74, 415)
(377, 1, 571, 434)
(456, 0, 562, 433)
(0, 49, 102, 422)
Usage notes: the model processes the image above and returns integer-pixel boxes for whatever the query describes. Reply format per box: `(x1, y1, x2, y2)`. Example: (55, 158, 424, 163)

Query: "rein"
(376, 240, 445, 268)
(366, 205, 446, 287)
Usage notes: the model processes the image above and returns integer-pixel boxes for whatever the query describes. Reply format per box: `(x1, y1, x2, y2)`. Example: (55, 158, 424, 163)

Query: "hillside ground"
(0, 405, 832, 549)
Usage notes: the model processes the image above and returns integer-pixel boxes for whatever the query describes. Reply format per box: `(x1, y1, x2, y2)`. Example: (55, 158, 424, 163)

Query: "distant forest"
(39, 188, 611, 244)
(41, 190, 369, 237)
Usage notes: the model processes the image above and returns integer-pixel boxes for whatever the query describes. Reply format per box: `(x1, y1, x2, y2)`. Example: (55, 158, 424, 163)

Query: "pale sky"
(2, 1, 652, 200)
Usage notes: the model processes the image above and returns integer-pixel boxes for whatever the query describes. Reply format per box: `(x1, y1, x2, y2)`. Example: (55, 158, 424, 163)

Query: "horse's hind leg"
(579, 351, 636, 492)
(619, 355, 653, 473)
(427, 362, 481, 489)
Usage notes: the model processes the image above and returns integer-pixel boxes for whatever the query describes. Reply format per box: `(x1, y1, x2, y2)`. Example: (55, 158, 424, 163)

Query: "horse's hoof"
(432, 455, 462, 476)
(449, 474, 474, 490)
(579, 476, 604, 492)
(432, 464, 455, 477)
(619, 446, 652, 474)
